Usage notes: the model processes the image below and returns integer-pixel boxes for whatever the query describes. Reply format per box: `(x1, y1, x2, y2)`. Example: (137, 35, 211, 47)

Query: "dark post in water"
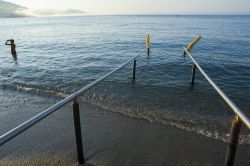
(146, 33, 150, 56)
(72, 98, 85, 165)
(191, 64, 196, 85)
(132, 59, 136, 80)
(224, 115, 242, 166)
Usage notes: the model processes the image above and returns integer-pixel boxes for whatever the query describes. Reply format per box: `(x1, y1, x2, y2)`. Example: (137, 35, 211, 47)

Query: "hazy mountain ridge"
(0, 0, 27, 17)
(0, 0, 86, 17)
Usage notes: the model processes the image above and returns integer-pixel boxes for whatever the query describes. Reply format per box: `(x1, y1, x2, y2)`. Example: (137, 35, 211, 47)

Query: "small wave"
(0, 73, 14, 78)
(1, 83, 249, 145)
(0, 83, 69, 98)
(82, 97, 250, 145)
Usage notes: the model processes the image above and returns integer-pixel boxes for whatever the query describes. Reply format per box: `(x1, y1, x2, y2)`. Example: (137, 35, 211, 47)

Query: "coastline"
(0, 89, 250, 165)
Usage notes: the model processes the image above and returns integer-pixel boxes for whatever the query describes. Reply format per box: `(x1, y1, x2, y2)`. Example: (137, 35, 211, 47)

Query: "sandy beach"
(0, 90, 249, 166)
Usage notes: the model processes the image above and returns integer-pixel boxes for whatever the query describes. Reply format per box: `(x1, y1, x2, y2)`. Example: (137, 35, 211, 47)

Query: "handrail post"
(146, 33, 150, 56)
(132, 58, 136, 80)
(191, 64, 196, 85)
(72, 98, 85, 165)
(224, 115, 242, 166)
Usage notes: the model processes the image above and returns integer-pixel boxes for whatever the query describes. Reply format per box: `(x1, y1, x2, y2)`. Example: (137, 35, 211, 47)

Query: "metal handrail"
(1, 35, 248, 166)
(0, 48, 145, 146)
(183, 46, 250, 166)
(183, 47, 250, 129)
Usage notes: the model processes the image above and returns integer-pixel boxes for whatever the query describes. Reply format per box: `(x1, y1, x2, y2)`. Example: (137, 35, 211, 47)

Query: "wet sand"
(0, 90, 250, 166)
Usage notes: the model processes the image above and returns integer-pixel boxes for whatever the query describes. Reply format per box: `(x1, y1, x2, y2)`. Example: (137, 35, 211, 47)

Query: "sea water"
(0, 15, 250, 144)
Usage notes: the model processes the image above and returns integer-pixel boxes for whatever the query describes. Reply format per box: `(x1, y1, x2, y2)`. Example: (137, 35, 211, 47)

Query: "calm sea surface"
(0, 15, 250, 144)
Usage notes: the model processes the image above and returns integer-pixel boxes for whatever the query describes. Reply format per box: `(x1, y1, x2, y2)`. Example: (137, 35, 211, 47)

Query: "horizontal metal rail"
(184, 47, 250, 129)
(0, 49, 145, 146)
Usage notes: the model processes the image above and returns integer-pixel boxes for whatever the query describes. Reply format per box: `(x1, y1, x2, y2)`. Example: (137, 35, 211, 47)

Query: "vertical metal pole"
(72, 98, 85, 165)
(147, 48, 150, 57)
(191, 64, 196, 85)
(146, 33, 150, 57)
(132, 59, 136, 80)
(224, 115, 242, 166)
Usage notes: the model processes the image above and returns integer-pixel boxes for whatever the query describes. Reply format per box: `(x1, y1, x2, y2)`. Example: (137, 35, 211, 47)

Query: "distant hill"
(0, 0, 27, 17)
(0, 0, 86, 17)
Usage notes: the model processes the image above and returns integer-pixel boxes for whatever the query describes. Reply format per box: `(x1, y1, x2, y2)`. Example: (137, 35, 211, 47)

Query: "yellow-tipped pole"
(184, 35, 201, 56)
(184, 35, 202, 86)
(146, 33, 150, 56)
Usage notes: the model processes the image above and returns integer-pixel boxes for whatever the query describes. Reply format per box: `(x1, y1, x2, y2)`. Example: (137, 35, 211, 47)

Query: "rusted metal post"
(72, 98, 85, 165)
(191, 64, 196, 85)
(132, 59, 136, 80)
(146, 33, 150, 56)
(224, 115, 242, 166)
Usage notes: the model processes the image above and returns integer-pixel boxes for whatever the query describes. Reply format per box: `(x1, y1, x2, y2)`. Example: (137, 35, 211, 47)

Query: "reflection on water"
(12, 53, 18, 65)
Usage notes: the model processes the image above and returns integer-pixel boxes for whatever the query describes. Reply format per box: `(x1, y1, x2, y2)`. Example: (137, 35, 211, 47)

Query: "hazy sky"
(5, 0, 250, 14)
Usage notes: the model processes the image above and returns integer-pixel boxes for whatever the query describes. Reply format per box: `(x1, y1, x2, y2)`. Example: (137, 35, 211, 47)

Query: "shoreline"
(0, 89, 250, 165)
